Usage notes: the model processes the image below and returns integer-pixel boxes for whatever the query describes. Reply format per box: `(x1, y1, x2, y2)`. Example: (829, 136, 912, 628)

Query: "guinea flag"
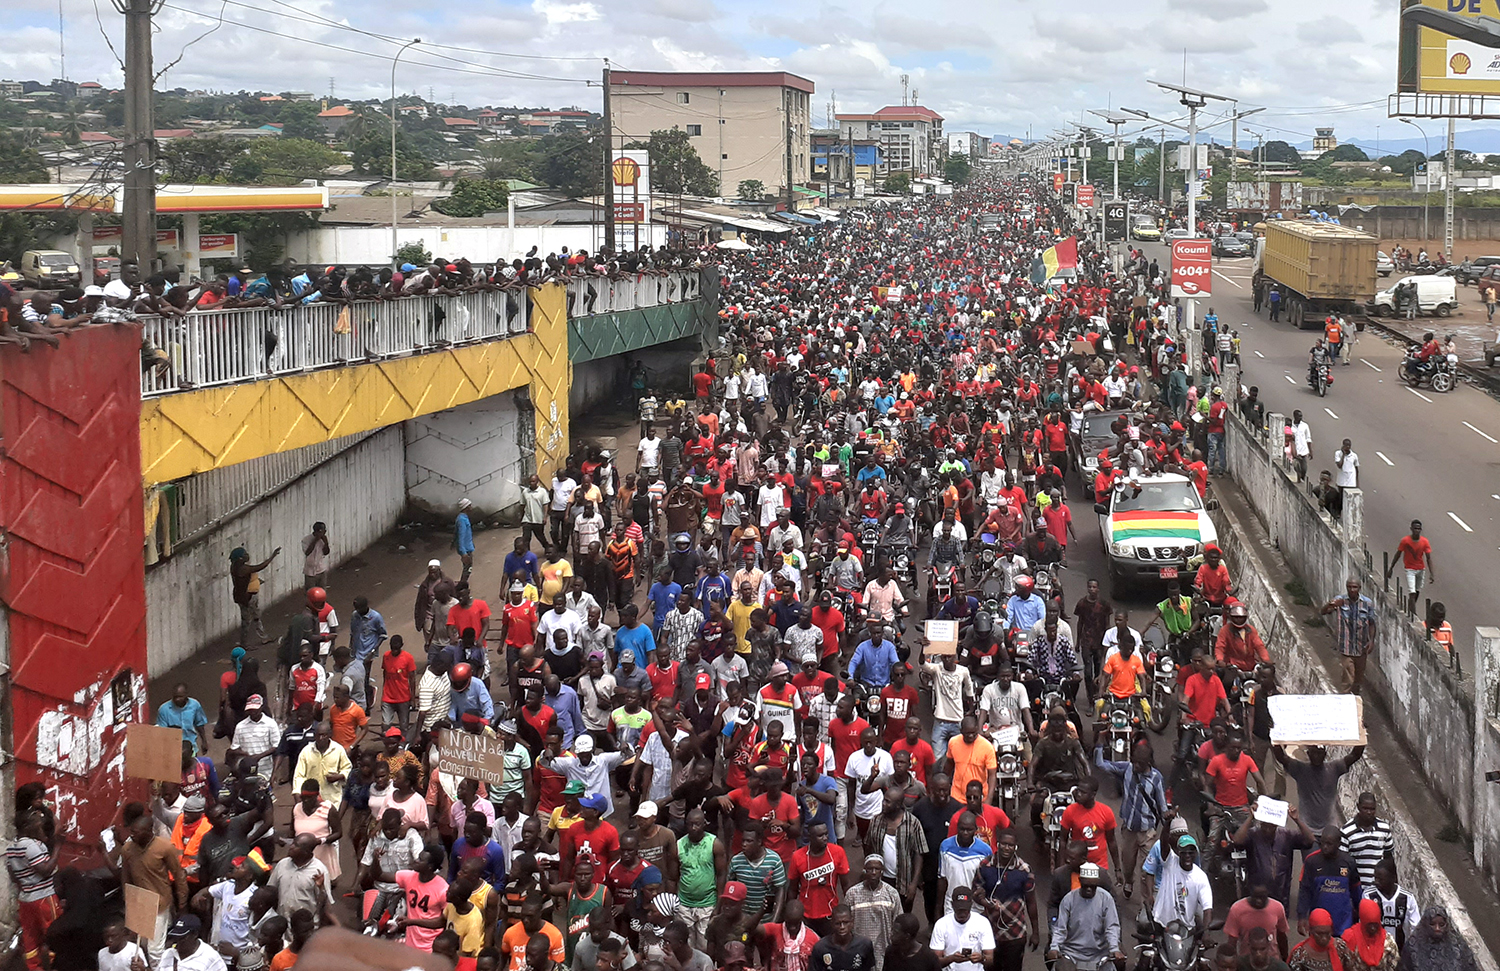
(1030, 236, 1078, 284)
(1110, 510, 1201, 541)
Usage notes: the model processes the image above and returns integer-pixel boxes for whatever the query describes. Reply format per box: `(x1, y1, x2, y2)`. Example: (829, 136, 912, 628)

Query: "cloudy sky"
(0, 0, 1452, 149)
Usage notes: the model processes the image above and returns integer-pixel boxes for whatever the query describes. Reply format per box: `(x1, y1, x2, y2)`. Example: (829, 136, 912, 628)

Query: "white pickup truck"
(1093, 473, 1219, 597)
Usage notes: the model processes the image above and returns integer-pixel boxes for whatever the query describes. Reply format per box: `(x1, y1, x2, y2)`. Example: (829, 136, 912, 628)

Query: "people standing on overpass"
(1289, 410, 1313, 483)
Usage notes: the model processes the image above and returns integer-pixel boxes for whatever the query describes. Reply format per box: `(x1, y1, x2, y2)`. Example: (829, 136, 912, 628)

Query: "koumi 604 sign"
(1171, 239, 1213, 298)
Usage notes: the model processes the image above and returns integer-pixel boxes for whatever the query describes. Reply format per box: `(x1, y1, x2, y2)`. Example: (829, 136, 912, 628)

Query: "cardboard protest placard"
(125, 724, 185, 782)
(1253, 796, 1289, 827)
(1267, 694, 1366, 746)
(124, 885, 160, 941)
(924, 619, 959, 655)
(435, 729, 513, 789)
(1071, 339, 1094, 357)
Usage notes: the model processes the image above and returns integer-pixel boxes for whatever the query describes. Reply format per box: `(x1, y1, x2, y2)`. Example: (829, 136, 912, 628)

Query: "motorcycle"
(1200, 793, 1250, 900)
(1402, 350, 1457, 393)
(994, 733, 1027, 819)
(1146, 649, 1175, 733)
(972, 535, 998, 584)
(1038, 774, 1078, 868)
(1308, 359, 1332, 397)
(859, 518, 881, 553)
(1132, 918, 1206, 971)
(1098, 696, 1144, 760)
(890, 546, 918, 591)
(928, 561, 957, 616)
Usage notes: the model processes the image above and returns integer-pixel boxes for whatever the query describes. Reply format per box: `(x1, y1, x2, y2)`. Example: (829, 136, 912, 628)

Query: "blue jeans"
(932, 719, 962, 760)
(1208, 432, 1226, 473)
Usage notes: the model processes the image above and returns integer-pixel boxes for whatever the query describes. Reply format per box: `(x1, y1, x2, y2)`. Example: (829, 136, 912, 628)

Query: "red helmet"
(451, 662, 473, 683)
(306, 587, 327, 608)
(1014, 575, 1035, 595)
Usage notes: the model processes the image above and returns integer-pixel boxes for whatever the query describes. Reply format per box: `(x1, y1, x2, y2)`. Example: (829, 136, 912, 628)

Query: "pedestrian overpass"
(0, 269, 717, 863)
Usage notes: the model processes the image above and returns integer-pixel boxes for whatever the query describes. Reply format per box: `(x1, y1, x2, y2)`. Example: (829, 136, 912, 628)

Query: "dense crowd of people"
(5, 172, 1476, 971)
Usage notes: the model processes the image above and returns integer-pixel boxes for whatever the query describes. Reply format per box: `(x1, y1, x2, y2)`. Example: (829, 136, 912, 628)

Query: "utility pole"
(602, 59, 614, 253)
(1445, 116, 1455, 260)
(847, 127, 854, 199)
(120, 0, 157, 272)
(1159, 127, 1165, 202)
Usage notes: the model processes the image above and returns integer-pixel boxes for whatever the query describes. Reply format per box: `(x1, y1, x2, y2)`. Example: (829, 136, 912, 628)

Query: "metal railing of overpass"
(563, 269, 703, 317)
(139, 269, 710, 398)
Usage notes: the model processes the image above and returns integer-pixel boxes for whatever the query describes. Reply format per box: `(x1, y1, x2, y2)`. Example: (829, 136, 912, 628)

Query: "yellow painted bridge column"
(140, 282, 570, 489)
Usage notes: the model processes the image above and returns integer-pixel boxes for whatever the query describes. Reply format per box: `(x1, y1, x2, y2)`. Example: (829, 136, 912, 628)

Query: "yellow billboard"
(1399, 0, 1500, 94)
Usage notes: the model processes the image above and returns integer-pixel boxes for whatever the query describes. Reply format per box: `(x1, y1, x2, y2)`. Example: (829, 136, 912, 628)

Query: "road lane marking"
(1464, 421, 1499, 443)
(1254, 350, 1265, 359)
(1362, 359, 1382, 372)
(1449, 511, 1475, 532)
(1324, 407, 1340, 419)
(1212, 270, 1244, 289)
(1285, 374, 1296, 384)
(1407, 387, 1433, 402)
(1377, 451, 1394, 466)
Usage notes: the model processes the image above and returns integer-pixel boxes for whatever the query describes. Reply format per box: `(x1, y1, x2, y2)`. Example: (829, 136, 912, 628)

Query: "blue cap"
(400, 263, 416, 273)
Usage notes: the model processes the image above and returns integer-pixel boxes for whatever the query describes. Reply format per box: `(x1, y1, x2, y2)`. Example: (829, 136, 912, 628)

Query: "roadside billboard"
(1060, 182, 1076, 205)
(611, 149, 651, 249)
(1103, 200, 1129, 242)
(1076, 184, 1096, 207)
(1171, 239, 1213, 298)
(1227, 181, 1304, 212)
(1399, 0, 1500, 95)
(1052, 172, 1065, 191)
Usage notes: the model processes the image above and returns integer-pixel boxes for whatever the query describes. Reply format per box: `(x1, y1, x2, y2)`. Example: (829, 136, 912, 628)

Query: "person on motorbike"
(1174, 651, 1231, 791)
(1406, 331, 1441, 377)
(855, 477, 887, 524)
(862, 564, 908, 630)
(929, 520, 966, 603)
(823, 540, 865, 604)
(1026, 615, 1082, 728)
(1029, 709, 1089, 835)
(1048, 863, 1126, 970)
(1096, 617, 1150, 724)
(1005, 575, 1046, 635)
(1193, 544, 1234, 610)
(1144, 579, 1198, 654)
(1021, 522, 1063, 570)
(1200, 731, 1265, 876)
(960, 610, 1005, 689)
(880, 501, 917, 552)
(1214, 603, 1269, 689)
(1308, 339, 1331, 390)
(1150, 832, 1214, 941)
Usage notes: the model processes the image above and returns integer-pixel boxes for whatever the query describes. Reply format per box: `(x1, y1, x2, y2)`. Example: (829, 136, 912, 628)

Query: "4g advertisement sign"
(1103, 201, 1129, 242)
(1171, 239, 1213, 298)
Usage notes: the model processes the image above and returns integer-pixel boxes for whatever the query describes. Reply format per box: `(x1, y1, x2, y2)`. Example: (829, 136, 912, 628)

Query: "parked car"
(19, 250, 81, 288)
(1457, 255, 1500, 284)
(92, 256, 121, 283)
(1166, 227, 1193, 241)
(1376, 250, 1394, 278)
(1369, 273, 1458, 317)
(1212, 236, 1250, 257)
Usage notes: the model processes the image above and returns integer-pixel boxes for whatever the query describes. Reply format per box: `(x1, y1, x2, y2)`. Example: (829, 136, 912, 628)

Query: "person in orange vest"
(170, 795, 213, 897)
(1324, 316, 1347, 366)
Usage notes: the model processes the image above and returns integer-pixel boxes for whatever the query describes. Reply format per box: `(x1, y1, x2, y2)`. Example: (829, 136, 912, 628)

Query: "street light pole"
(1401, 118, 1430, 245)
(391, 38, 420, 269)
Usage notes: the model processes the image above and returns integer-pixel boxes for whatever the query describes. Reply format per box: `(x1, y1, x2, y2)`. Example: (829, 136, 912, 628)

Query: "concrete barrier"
(1209, 474, 1498, 969)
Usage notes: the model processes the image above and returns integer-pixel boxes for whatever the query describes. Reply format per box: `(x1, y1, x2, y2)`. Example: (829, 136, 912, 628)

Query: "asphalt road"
(1137, 242, 1500, 673)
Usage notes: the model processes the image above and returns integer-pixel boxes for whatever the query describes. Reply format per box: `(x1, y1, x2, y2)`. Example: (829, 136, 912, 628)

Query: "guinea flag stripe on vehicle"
(1111, 510, 1200, 540)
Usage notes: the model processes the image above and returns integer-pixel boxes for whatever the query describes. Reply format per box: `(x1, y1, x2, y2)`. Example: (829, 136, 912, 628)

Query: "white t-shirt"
(923, 662, 973, 723)
(1101, 626, 1143, 658)
(1151, 859, 1214, 928)
(1292, 421, 1313, 458)
(551, 476, 578, 511)
(207, 881, 257, 948)
(99, 943, 150, 971)
(979, 680, 1030, 732)
(930, 912, 997, 971)
(1333, 450, 1359, 488)
(724, 373, 742, 400)
(638, 437, 662, 469)
(758, 484, 786, 527)
(843, 748, 894, 819)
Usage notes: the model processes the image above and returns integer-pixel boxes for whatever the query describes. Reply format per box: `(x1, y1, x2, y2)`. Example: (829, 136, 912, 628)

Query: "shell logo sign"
(612, 156, 641, 187)
(1452, 51, 1472, 75)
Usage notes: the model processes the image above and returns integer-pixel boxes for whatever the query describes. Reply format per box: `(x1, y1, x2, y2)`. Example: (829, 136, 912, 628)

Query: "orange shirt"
(945, 734, 997, 801)
(328, 702, 368, 750)
(1102, 651, 1146, 699)
(501, 920, 565, 968)
(269, 950, 297, 971)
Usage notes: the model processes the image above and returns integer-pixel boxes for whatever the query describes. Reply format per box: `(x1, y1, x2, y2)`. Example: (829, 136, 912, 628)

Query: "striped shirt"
(1094, 749, 1169, 833)
(728, 849, 787, 917)
(1340, 817, 1394, 885)
(5, 837, 54, 902)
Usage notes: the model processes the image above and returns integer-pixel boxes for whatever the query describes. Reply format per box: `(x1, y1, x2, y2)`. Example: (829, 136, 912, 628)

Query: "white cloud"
(531, 0, 601, 25)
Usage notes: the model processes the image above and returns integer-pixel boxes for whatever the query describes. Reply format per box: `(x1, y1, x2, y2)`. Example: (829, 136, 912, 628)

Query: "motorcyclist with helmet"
(277, 587, 336, 713)
(1215, 604, 1269, 678)
(960, 609, 1006, 689)
(446, 661, 494, 732)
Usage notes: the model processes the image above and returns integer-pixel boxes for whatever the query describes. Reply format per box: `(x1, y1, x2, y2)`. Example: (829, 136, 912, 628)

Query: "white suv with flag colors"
(1093, 472, 1218, 596)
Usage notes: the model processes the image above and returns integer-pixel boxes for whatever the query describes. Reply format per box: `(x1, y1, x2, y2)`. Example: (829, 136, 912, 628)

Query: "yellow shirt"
(540, 559, 573, 604)
(444, 902, 486, 956)
(727, 599, 756, 654)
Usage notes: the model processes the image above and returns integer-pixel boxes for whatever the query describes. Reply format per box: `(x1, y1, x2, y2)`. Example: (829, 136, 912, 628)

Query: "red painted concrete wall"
(0, 323, 148, 861)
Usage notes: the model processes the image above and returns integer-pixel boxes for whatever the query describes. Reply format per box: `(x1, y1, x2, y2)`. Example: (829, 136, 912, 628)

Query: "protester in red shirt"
(787, 822, 849, 930)
(1194, 546, 1233, 606)
(1058, 778, 1119, 871)
(1182, 652, 1229, 727)
(1204, 735, 1263, 810)
(890, 716, 936, 785)
(877, 665, 920, 746)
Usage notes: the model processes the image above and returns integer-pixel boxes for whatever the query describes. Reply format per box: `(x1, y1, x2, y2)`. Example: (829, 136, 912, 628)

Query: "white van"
(1370, 274, 1458, 317)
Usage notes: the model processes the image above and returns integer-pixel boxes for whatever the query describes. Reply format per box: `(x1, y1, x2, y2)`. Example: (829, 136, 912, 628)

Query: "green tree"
(246, 137, 343, 183)
(883, 172, 911, 194)
(1323, 144, 1369, 162)
(199, 211, 321, 271)
(626, 128, 718, 195)
(395, 240, 432, 267)
(944, 153, 972, 184)
(159, 136, 243, 183)
(1378, 149, 1427, 177)
(0, 131, 48, 182)
(1261, 140, 1302, 165)
(349, 131, 435, 180)
(277, 102, 325, 141)
(737, 179, 765, 201)
(534, 133, 601, 197)
(432, 178, 510, 217)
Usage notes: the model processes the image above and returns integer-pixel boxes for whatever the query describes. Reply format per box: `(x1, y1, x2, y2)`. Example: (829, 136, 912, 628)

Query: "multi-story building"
(947, 131, 990, 160)
(836, 105, 945, 177)
(1313, 127, 1337, 154)
(609, 70, 814, 200)
(811, 129, 883, 190)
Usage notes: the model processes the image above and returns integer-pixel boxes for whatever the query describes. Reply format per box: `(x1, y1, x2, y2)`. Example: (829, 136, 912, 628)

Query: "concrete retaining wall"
(1208, 490, 1496, 969)
(145, 426, 407, 672)
(403, 393, 530, 520)
(1223, 409, 1478, 830)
